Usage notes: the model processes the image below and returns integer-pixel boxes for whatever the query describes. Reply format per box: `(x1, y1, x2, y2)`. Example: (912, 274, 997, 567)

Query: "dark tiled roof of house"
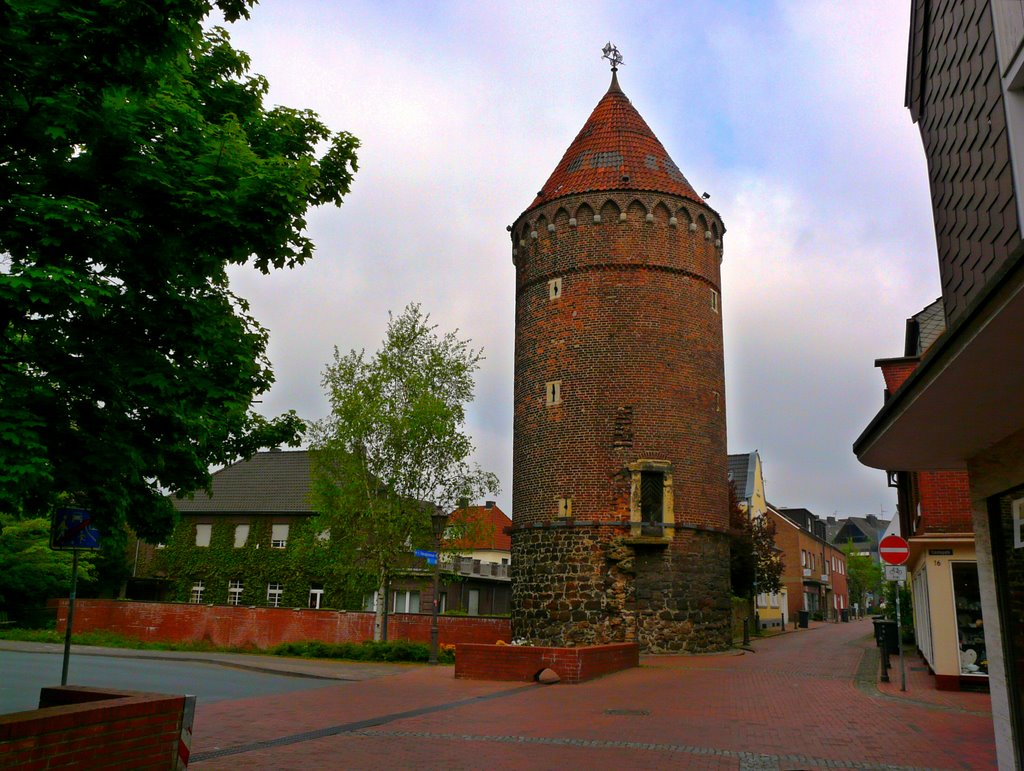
(833, 516, 890, 549)
(448, 503, 512, 552)
(911, 298, 946, 355)
(727, 452, 756, 500)
(171, 450, 312, 513)
(525, 72, 702, 212)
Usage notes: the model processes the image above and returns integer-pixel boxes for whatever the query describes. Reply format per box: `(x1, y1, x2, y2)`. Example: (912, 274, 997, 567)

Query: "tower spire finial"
(602, 42, 624, 93)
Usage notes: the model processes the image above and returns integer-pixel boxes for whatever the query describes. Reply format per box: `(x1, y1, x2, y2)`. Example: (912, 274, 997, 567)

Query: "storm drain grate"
(604, 708, 649, 716)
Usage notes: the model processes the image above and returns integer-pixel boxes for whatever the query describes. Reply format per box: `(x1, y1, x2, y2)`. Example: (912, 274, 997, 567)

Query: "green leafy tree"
(309, 304, 500, 639)
(0, 514, 96, 621)
(729, 483, 783, 598)
(0, 1, 359, 542)
(843, 541, 883, 611)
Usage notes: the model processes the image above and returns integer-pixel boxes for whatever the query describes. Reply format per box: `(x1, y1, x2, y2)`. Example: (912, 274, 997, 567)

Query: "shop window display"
(952, 562, 987, 676)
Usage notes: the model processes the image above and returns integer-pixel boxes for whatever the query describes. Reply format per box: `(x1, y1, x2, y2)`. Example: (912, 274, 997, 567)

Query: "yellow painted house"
(729, 451, 787, 631)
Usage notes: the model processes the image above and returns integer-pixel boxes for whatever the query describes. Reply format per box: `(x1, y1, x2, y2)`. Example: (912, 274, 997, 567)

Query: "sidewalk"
(185, 618, 995, 770)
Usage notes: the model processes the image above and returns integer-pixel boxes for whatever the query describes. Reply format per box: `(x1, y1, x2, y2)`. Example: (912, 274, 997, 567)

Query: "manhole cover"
(604, 709, 649, 716)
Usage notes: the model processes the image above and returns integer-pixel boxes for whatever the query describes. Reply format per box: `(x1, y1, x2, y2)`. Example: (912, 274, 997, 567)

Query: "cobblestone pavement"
(189, 619, 996, 770)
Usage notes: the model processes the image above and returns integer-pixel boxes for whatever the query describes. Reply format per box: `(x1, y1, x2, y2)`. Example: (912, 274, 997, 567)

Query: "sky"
(218, 0, 940, 523)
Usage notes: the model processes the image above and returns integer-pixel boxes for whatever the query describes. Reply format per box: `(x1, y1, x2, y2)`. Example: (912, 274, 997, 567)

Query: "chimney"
(485, 501, 496, 508)
(866, 514, 878, 525)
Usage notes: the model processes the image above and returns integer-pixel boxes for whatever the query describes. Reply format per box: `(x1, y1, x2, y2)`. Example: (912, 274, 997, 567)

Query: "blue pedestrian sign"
(50, 508, 101, 550)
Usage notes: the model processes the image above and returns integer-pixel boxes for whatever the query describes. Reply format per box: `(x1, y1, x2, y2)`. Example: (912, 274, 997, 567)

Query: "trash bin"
(841, 609, 850, 623)
(798, 610, 809, 628)
(872, 619, 899, 654)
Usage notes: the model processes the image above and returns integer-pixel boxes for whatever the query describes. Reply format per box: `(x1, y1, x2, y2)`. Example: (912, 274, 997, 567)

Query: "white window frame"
(234, 524, 249, 548)
(308, 584, 324, 610)
(392, 590, 420, 613)
(228, 580, 243, 606)
(190, 580, 205, 604)
(267, 582, 284, 607)
(195, 524, 212, 547)
(271, 524, 289, 549)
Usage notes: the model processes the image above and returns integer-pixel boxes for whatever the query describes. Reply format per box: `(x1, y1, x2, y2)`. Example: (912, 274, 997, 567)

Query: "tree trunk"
(373, 570, 390, 642)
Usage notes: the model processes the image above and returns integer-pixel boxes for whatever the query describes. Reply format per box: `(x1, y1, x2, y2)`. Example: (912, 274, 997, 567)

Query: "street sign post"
(879, 534, 910, 565)
(50, 508, 101, 686)
(878, 534, 910, 692)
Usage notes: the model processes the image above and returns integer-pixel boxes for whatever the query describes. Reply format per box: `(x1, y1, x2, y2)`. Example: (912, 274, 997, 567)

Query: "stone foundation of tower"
(510, 524, 731, 652)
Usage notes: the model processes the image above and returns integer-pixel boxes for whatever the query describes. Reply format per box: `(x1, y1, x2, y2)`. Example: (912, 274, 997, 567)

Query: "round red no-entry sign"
(879, 534, 910, 565)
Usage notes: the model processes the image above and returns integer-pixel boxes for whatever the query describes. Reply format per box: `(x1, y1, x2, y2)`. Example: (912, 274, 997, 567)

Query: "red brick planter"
(454, 642, 639, 684)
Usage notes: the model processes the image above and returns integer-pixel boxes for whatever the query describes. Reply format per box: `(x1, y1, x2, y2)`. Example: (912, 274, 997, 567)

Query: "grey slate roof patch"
(727, 452, 756, 501)
(172, 450, 313, 513)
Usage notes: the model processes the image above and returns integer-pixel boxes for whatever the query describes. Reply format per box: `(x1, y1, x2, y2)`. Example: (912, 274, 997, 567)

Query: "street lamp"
(429, 507, 450, 665)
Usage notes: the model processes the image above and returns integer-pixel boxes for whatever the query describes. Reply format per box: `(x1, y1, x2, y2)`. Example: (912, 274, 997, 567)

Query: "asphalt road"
(0, 649, 340, 715)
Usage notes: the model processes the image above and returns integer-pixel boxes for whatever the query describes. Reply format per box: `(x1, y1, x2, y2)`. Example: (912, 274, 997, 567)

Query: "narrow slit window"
(546, 380, 562, 406)
(711, 288, 719, 313)
(557, 497, 573, 518)
(548, 277, 562, 300)
(640, 471, 664, 534)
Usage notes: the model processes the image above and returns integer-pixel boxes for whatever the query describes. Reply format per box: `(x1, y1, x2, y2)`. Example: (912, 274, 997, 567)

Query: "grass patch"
(0, 627, 455, 663)
(0, 627, 244, 653)
(270, 639, 455, 664)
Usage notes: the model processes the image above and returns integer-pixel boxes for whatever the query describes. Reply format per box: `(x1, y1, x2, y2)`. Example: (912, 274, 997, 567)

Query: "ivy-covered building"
(126, 449, 511, 615)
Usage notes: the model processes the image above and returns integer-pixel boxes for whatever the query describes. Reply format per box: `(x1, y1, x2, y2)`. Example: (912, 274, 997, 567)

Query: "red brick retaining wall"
(0, 686, 188, 770)
(53, 599, 510, 649)
(454, 642, 639, 683)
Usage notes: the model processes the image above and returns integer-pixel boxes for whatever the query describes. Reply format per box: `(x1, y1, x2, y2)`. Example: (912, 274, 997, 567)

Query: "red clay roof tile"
(525, 72, 701, 213)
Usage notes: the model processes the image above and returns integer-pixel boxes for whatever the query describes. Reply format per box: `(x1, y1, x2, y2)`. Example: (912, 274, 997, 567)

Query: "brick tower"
(509, 54, 730, 653)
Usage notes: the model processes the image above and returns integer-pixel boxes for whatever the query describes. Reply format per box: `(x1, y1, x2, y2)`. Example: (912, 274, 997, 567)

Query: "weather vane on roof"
(602, 42, 624, 72)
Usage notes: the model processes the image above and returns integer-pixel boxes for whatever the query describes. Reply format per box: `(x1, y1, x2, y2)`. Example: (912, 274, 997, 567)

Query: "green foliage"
(270, 639, 453, 664)
(155, 517, 373, 609)
(728, 483, 783, 597)
(0, 1, 359, 542)
(309, 304, 500, 591)
(0, 626, 236, 652)
(0, 514, 95, 619)
(842, 540, 883, 610)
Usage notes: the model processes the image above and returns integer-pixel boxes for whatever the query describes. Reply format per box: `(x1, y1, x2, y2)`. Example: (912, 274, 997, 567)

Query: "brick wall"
(0, 686, 187, 770)
(917, 471, 974, 533)
(510, 187, 731, 651)
(54, 599, 510, 648)
(879, 359, 918, 393)
(454, 642, 639, 684)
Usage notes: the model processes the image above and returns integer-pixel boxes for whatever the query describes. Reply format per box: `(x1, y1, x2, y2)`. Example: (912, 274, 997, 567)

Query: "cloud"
(220, 0, 936, 521)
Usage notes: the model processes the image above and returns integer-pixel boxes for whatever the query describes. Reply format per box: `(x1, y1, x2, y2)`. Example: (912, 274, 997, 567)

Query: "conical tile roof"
(526, 72, 701, 212)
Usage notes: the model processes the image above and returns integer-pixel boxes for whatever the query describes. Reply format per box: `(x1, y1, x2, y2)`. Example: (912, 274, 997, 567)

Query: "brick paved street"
(190, 619, 996, 770)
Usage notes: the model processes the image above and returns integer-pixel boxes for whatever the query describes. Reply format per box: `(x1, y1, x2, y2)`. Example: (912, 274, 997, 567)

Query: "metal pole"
(429, 535, 441, 664)
(61, 549, 79, 686)
(895, 579, 907, 691)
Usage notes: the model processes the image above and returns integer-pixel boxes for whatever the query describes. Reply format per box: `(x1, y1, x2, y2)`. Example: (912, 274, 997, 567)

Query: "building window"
(711, 288, 719, 313)
(548, 277, 562, 300)
(308, 584, 324, 609)
(234, 524, 249, 548)
(770, 593, 780, 608)
(271, 524, 289, 549)
(438, 592, 447, 614)
(363, 592, 378, 612)
(190, 580, 205, 604)
(228, 580, 243, 606)
(195, 524, 212, 547)
(545, 380, 562, 406)
(392, 590, 420, 613)
(467, 588, 480, 616)
(557, 497, 572, 518)
(267, 583, 284, 607)
(628, 460, 674, 537)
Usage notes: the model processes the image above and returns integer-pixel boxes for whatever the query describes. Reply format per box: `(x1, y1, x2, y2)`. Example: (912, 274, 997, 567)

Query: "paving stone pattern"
(189, 619, 995, 769)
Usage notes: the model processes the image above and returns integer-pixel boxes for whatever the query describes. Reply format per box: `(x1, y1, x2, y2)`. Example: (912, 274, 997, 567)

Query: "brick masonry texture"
(53, 599, 510, 649)
(510, 183, 730, 652)
(454, 642, 639, 683)
(0, 686, 185, 771)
